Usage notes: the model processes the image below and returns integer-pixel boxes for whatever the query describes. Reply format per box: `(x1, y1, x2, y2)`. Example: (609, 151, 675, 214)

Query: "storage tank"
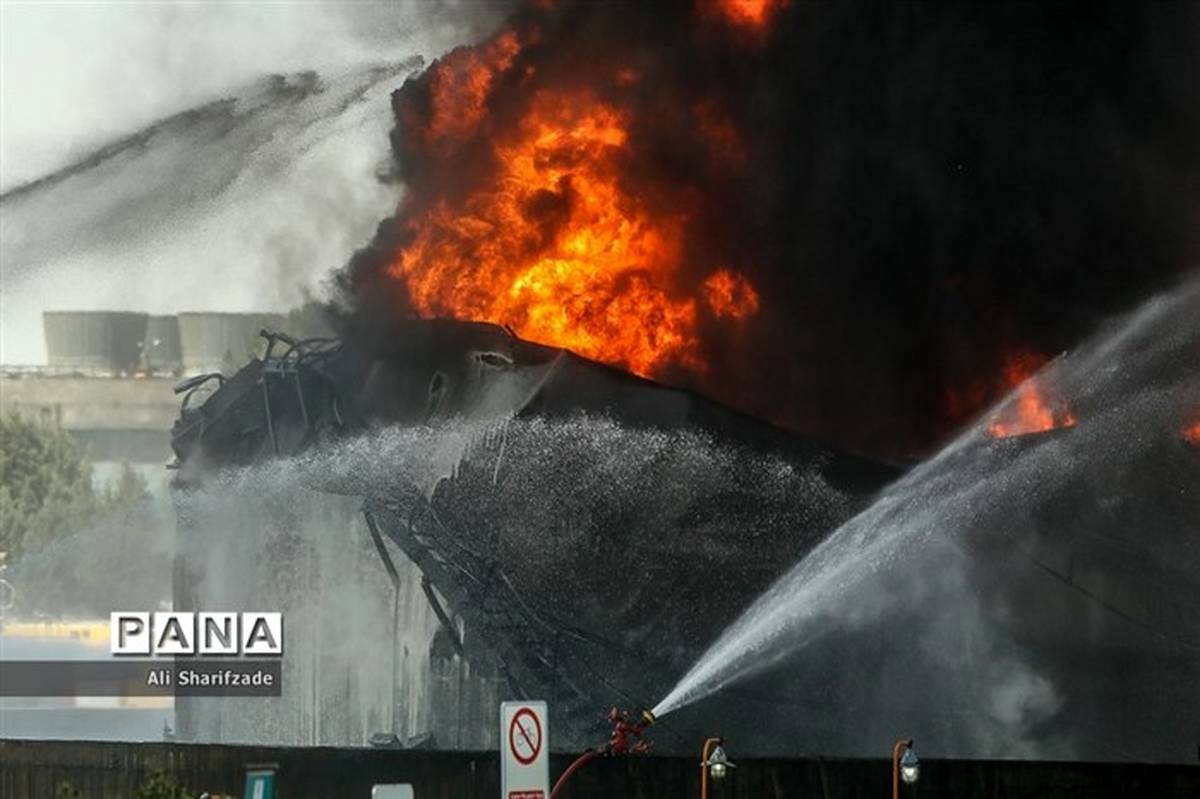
(143, 315, 182, 374)
(42, 311, 148, 374)
(177, 312, 287, 375)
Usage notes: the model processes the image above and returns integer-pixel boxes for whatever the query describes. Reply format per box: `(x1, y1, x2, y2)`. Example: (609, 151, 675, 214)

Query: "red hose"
(550, 749, 601, 799)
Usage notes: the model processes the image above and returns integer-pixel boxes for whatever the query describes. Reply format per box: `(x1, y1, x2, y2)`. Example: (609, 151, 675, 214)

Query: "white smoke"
(0, 2, 512, 365)
(0, 2, 509, 188)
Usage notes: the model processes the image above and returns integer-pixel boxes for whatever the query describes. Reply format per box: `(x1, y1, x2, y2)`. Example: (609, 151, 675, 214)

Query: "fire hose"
(549, 749, 600, 798)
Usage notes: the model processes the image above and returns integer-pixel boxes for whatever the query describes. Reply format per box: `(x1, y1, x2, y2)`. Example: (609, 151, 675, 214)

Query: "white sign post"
(500, 700, 549, 799)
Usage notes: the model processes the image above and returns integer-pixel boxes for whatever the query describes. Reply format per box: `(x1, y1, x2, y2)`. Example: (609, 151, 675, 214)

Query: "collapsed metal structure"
(169, 322, 899, 751)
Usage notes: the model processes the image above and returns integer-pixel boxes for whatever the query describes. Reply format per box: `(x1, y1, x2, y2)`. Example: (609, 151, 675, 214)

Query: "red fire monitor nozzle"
(549, 707, 655, 798)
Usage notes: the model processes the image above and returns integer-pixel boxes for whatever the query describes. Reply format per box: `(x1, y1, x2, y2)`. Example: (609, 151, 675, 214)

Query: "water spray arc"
(647, 279, 1200, 759)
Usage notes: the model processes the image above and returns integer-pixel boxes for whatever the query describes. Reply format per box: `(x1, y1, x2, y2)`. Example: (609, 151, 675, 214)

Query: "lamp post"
(891, 738, 920, 799)
(700, 737, 735, 799)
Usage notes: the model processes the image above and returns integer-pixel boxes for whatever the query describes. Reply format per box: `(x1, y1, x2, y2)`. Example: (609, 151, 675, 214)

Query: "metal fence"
(1, 739, 1198, 799)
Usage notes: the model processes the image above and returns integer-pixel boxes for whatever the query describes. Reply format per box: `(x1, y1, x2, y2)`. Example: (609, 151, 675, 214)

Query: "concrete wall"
(173, 468, 506, 752)
(1, 739, 1197, 799)
(0, 375, 176, 465)
(0, 376, 178, 433)
(172, 490, 447, 749)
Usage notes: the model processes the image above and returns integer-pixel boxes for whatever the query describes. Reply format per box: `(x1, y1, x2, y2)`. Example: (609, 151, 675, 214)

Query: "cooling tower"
(42, 311, 148, 374)
(143, 315, 182, 374)
(177, 312, 287, 375)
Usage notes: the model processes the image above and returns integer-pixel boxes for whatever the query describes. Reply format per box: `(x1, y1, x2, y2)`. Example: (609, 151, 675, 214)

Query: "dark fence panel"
(1, 739, 1197, 798)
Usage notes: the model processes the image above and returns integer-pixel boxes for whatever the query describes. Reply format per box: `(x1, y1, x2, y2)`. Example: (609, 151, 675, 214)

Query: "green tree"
(135, 771, 194, 799)
(54, 782, 83, 799)
(0, 412, 95, 557)
(0, 413, 173, 615)
(101, 462, 154, 519)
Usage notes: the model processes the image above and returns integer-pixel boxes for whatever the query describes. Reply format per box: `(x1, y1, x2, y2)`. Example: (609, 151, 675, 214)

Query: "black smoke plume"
(336, 0, 1200, 457)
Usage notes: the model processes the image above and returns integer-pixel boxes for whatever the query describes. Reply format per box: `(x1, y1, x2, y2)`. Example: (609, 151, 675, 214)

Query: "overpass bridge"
(0, 309, 288, 486)
(0, 373, 177, 463)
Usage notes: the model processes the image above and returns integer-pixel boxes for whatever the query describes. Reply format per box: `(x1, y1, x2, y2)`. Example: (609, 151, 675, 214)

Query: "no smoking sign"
(500, 701, 549, 799)
(509, 707, 542, 765)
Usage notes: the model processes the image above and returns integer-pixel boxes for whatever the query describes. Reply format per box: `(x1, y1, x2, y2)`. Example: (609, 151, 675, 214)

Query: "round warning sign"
(508, 707, 543, 766)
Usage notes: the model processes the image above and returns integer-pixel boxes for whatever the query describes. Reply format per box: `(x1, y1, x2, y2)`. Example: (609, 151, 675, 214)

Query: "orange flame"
(422, 32, 520, 150)
(704, 269, 759, 319)
(387, 36, 759, 378)
(987, 352, 1077, 438)
(1183, 414, 1200, 445)
(709, 0, 787, 31)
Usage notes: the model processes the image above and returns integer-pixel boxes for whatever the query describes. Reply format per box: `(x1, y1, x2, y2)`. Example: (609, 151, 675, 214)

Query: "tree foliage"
(0, 412, 172, 614)
(0, 412, 95, 557)
(135, 770, 195, 799)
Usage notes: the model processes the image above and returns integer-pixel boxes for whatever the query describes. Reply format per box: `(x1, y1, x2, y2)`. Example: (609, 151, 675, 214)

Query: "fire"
(1184, 415, 1200, 445)
(984, 347, 1080, 436)
(387, 32, 760, 378)
(988, 385, 1077, 438)
(704, 269, 759, 319)
(709, 0, 786, 31)
(943, 350, 1076, 436)
(421, 32, 520, 150)
(987, 352, 1077, 439)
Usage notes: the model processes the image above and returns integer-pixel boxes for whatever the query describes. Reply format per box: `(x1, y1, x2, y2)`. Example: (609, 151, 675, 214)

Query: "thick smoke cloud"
(0, 1, 510, 189)
(337, 0, 1200, 456)
(0, 68, 406, 364)
(0, 2, 514, 365)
